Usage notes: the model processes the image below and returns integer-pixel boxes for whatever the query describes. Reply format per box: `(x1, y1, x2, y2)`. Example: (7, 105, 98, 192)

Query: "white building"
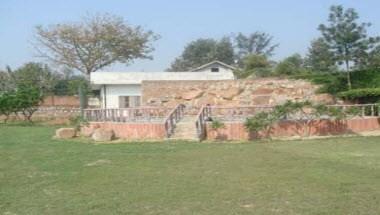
(91, 61, 236, 109)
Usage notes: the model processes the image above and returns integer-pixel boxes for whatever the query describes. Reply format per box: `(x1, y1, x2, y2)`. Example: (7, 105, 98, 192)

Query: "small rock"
(92, 128, 114, 142)
(55, 128, 76, 139)
(222, 88, 243, 100)
(182, 90, 204, 100)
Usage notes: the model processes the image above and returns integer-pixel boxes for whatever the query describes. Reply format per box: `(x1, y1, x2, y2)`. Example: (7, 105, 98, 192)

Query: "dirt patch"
(85, 159, 112, 167)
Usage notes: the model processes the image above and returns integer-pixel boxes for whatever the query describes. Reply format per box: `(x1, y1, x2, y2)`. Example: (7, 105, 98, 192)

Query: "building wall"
(101, 84, 141, 108)
(141, 78, 335, 108)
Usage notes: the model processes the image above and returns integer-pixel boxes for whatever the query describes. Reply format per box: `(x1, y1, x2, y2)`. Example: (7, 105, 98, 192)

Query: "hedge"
(338, 88, 380, 103)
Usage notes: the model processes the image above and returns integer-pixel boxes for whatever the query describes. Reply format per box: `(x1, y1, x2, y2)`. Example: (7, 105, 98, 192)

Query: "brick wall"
(41, 96, 80, 107)
(141, 78, 335, 108)
(205, 117, 380, 141)
(85, 122, 167, 140)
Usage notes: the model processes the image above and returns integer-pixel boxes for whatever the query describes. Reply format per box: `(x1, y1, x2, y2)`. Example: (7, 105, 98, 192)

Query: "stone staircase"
(168, 115, 199, 141)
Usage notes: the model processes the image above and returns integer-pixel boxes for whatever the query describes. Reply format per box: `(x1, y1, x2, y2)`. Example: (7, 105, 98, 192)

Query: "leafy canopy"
(35, 14, 159, 75)
(168, 37, 234, 71)
(318, 5, 380, 89)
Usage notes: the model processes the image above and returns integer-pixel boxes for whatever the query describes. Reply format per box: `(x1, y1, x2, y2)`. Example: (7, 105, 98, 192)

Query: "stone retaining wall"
(142, 78, 335, 108)
(205, 117, 380, 141)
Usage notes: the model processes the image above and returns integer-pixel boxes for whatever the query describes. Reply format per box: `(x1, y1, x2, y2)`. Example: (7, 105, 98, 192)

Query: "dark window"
(119, 96, 141, 108)
(211, 67, 219, 72)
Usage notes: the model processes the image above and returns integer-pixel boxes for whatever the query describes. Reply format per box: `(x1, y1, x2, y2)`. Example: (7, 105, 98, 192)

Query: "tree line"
(1, 5, 380, 105)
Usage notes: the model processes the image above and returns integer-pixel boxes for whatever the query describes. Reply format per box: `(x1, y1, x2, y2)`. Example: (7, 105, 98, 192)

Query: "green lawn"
(1, 125, 380, 214)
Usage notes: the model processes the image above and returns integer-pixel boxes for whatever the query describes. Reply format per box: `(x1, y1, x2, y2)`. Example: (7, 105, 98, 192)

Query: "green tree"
(235, 32, 278, 61)
(0, 69, 13, 92)
(9, 62, 57, 94)
(318, 5, 380, 89)
(306, 38, 337, 72)
(235, 54, 273, 78)
(35, 13, 158, 76)
(275, 54, 308, 76)
(168, 37, 234, 71)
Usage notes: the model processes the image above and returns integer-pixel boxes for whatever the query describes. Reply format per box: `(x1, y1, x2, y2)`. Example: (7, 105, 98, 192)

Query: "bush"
(338, 88, 380, 103)
(0, 86, 43, 123)
(244, 100, 351, 139)
(210, 119, 225, 130)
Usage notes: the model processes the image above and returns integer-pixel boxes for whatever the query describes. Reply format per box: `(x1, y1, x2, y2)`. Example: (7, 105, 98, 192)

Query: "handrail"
(164, 104, 186, 137)
(83, 107, 170, 122)
(209, 103, 380, 120)
(195, 105, 211, 140)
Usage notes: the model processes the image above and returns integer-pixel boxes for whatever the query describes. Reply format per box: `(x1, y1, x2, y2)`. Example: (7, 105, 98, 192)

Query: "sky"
(1, 0, 380, 72)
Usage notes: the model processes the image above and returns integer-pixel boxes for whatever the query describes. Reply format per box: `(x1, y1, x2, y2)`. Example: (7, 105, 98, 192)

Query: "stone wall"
(141, 78, 335, 108)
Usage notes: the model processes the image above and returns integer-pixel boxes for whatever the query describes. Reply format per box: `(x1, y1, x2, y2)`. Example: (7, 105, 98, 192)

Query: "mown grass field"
(1, 125, 380, 214)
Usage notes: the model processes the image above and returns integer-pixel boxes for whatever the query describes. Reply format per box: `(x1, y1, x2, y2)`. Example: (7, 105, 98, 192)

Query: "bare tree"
(34, 14, 159, 76)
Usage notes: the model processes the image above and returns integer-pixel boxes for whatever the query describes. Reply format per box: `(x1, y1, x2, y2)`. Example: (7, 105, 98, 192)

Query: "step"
(168, 115, 199, 141)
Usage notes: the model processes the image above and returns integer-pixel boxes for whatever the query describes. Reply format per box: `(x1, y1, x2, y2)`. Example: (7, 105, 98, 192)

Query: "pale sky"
(1, 0, 379, 72)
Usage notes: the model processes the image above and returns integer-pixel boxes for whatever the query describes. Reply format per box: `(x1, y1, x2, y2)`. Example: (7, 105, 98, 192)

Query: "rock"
(252, 87, 274, 95)
(182, 90, 204, 100)
(92, 128, 114, 142)
(312, 94, 335, 104)
(55, 128, 76, 139)
(196, 94, 218, 106)
(80, 124, 99, 137)
(252, 96, 271, 105)
(222, 88, 243, 100)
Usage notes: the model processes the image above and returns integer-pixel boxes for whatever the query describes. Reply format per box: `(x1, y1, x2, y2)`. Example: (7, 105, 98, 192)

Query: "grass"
(1, 125, 380, 214)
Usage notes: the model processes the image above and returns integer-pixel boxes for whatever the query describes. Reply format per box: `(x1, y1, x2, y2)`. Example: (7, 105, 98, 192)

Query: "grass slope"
(1, 125, 380, 214)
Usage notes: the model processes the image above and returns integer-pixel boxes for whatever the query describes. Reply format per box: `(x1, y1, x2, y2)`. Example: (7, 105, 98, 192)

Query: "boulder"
(311, 94, 336, 104)
(55, 128, 76, 139)
(92, 128, 114, 142)
(182, 90, 204, 100)
(222, 88, 243, 100)
(80, 124, 99, 137)
(252, 96, 271, 105)
(252, 88, 274, 95)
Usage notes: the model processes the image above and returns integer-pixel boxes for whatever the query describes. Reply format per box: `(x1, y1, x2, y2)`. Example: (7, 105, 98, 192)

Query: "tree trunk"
(345, 60, 352, 90)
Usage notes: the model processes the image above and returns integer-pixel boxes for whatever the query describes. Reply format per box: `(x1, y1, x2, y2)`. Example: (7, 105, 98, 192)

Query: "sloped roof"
(91, 71, 235, 85)
(191, 60, 237, 72)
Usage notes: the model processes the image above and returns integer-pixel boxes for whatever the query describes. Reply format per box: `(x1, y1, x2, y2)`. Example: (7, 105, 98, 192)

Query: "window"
(119, 96, 141, 108)
(211, 67, 219, 72)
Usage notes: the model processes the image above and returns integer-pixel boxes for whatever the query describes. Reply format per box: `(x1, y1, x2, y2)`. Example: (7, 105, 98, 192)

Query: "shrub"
(210, 119, 225, 130)
(245, 100, 351, 139)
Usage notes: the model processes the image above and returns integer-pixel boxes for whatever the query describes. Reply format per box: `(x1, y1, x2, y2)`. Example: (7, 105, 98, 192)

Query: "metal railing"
(164, 104, 186, 137)
(208, 104, 380, 121)
(195, 105, 211, 140)
(83, 107, 171, 122)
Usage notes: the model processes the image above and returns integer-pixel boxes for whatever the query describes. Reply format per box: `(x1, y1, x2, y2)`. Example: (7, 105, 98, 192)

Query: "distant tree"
(0, 69, 13, 92)
(168, 37, 234, 71)
(318, 5, 380, 89)
(235, 54, 273, 79)
(53, 76, 90, 96)
(9, 62, 57, 94)
(275, 54, 308, 76)
(306, 38, 337, 72)
(235, 32, 279, 62)
(34, 14, 158, 76)
(367, 46, 380, 69)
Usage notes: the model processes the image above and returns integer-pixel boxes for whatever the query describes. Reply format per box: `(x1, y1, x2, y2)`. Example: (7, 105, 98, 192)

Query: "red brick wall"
(41, 96, 80, 107)
(86, 122, 167, 139)
(206, 117, 380, 141)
